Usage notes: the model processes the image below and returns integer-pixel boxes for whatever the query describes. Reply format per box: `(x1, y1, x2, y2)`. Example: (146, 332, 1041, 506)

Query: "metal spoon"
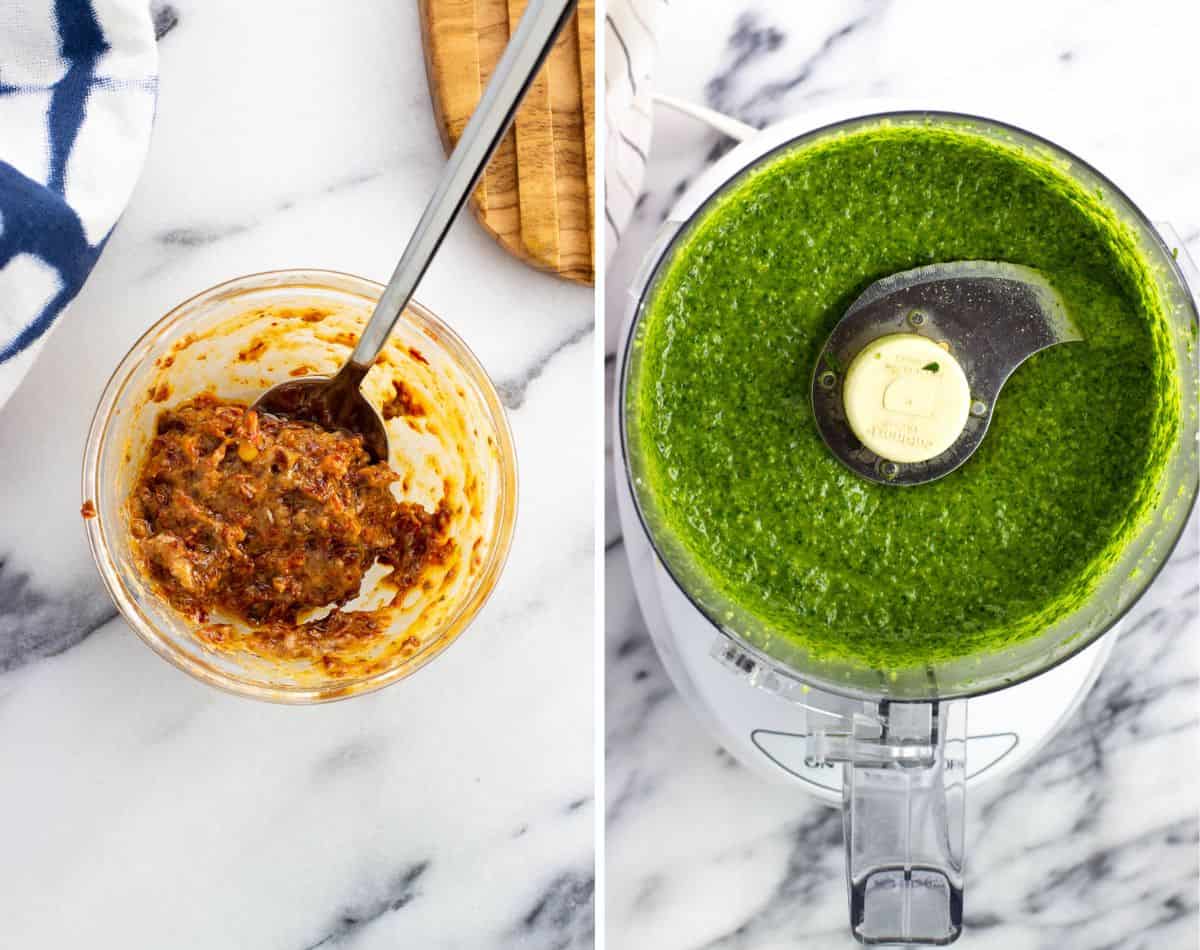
(254, 0, 579, 460)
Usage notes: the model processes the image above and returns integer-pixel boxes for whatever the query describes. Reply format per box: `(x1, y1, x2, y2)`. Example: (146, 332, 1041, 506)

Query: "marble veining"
(0, 1, 593, 947)
(496, 318, 596, 410)
(0, 558, 117, 672)
(301, 860, 431, 950)
(606, 2, 1200, 947)
(151, 2, 179, 41)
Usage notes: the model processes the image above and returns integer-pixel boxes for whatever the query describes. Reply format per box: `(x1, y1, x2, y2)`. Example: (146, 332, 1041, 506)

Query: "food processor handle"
(831, 700, 967, 945)
(347, 0, 579, 371)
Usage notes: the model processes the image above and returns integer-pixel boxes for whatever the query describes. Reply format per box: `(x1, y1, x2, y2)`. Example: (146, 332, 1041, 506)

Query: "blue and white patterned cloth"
(0, 0, 157, 409)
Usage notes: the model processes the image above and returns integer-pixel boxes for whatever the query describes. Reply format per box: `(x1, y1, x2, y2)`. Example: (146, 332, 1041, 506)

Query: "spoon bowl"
(253, 363, 389, 462)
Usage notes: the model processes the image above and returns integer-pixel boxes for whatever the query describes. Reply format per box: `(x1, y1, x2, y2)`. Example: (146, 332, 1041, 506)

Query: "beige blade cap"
(842, 333, 971, 464)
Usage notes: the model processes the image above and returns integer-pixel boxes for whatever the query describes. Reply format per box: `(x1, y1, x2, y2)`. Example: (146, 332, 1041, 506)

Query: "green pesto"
(631, 123, 1177, 670)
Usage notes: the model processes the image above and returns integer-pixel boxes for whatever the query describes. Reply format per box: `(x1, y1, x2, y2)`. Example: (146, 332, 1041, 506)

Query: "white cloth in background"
(604, 0, 659, 264)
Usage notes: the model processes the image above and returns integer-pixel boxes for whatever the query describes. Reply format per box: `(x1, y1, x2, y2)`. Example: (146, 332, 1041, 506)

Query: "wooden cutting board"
(419, 0, 595, 285)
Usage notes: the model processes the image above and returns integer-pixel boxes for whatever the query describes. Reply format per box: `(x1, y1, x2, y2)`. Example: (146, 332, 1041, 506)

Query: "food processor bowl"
(84, 269, 517, 704)
(619, 110, 1198, 944)
(623, 111, 1197, 703)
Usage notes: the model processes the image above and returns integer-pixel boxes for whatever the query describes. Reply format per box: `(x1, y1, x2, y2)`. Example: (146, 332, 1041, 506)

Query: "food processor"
(613, 103, 1199, 945)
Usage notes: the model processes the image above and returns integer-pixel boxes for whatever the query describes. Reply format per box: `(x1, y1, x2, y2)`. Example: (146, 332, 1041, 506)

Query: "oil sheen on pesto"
(631, 123, 1176, 670)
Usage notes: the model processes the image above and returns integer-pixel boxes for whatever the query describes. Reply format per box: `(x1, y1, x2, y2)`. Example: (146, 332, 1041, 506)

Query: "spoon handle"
(348, 0, 579, 371)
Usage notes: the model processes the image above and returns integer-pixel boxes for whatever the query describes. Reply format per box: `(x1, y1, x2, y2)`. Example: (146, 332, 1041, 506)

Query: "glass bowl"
(82, 269, 517, 703)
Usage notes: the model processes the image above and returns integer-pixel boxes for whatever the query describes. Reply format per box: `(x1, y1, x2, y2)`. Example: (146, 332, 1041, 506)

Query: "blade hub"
(811, 261, 1082, 486)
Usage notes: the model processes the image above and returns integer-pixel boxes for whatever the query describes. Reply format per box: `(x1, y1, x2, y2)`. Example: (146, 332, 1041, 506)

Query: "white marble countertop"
(0, 2, 593, 947)
(605, 2, 1200, 948)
